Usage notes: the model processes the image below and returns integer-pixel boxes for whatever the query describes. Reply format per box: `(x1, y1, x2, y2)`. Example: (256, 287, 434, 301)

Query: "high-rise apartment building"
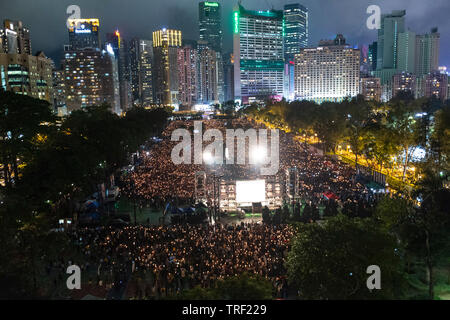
(0, 20, 31, 54)
(415, 28, 440, 76)
(62, 48, 120, 113)
(360, 77, 382, 102)
(177, 44, 198, 107)
(424, 71, 448, 101)
(294, 35, 360, 103)
(392, 72, 416, 98)
(233, 4, 284, 104)
(152, 28, 182, 106)
(67, 18, 100, 50)
(198, 44, 219, 105)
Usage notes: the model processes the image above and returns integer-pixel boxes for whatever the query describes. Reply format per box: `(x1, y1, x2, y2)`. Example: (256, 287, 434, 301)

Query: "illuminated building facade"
(62, 48, 120, 113)
(198, 44, 219, 104)
(360, 77, 382, 102)
(177, 44, 198, 107)
(233, 5, 284, 104)
(67, 18, 100, 50)
(283, 3, 308, 60)
(106, 31, 132, 111)
(392, 72, 416, 98)
(0, 20, 31, 54)
(0, 51, 53, 102)
(152, 28, 182, 105)
(424, 71, 448, 101)
(199, 1, 222, 54)
(130, 39, 154, 106)
(294, 36, 360, 103)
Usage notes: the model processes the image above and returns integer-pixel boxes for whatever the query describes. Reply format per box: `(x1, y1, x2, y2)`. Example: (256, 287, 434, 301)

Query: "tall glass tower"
(199, 1, 222, 53)
(283, 3, 308, 61)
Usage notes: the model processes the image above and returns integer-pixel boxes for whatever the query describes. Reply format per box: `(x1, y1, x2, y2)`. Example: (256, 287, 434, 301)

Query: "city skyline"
(1, 0, 449, 67)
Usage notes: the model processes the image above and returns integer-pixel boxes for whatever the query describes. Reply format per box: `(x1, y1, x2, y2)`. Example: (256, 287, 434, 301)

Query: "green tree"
(286, 215, 406, 299)
(0, 91, 56, 187)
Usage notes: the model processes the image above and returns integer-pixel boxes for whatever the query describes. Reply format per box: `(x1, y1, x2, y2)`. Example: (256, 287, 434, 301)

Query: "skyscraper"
(130, 39, 154, 106)
(199, 1, 222, 54)
(294, 35, 360, 103)
(397, 31, 416, 73)
(223, 53, 235, 102)
(283, 3, 308, 60)
(376, 10, 406, 70)
(67, 18, 100, 50)
(106, 31, 132, 111)
(152, 28, 182, 106)
(177, 43, 198, 108)
(415, 28, 440, 76)
(0, 20, 31, 54)
(198, 43, 219, 105)
(233, 4, 284, 104)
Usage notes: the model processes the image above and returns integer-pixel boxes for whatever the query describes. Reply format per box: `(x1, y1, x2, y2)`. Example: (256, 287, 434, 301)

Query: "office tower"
(376, 10, 406, 70)
(130, 39, 154, 106)
(67, 18, 100, 50)
(360, 77, 381, 102)
(283, 3, 308, 60)
(223, 53, 235, 102)
(392, 72, 416, 98)
(62, 48, 120, 113)
(368, 42, 377, 72)
(177, 44, 198, 108)
(0, 20, 31, 54)
(294, 35, 360, 104)
(106, 31, 132, 111)
(397, 31, 416, 73)
(0, 51, 53, 102)
(424, 71, 448, 101)
(152, 28, 182, 106)
(415, 28, 440, 76)
(233, 4, 284, 104)
(199, 1, 222, 53)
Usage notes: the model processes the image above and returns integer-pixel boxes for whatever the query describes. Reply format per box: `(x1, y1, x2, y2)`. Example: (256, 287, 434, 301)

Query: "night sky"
(1, 0, 449, 67)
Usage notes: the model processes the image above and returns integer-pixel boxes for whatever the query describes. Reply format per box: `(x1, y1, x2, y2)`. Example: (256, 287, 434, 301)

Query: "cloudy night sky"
(1, 0, 449, 67)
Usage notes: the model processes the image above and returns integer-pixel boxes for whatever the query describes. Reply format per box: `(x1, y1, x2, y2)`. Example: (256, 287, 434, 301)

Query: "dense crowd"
(71, 223, 293, 298)
(122, 118, 370, 209)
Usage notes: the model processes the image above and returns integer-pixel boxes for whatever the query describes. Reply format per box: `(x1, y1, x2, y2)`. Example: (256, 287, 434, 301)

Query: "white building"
(294, 36, 360, 103)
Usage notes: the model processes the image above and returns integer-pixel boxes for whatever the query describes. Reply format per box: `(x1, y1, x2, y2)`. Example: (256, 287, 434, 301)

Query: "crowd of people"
(71, 223, 293, 299)
(67, 118, 377, 299)
(122, 118, 371, 211)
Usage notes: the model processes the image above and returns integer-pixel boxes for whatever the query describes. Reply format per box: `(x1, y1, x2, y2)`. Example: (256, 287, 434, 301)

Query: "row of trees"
(243, 95, 450, 183)
(0, 91, 170, 298)
(286, 172, 450, 300)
